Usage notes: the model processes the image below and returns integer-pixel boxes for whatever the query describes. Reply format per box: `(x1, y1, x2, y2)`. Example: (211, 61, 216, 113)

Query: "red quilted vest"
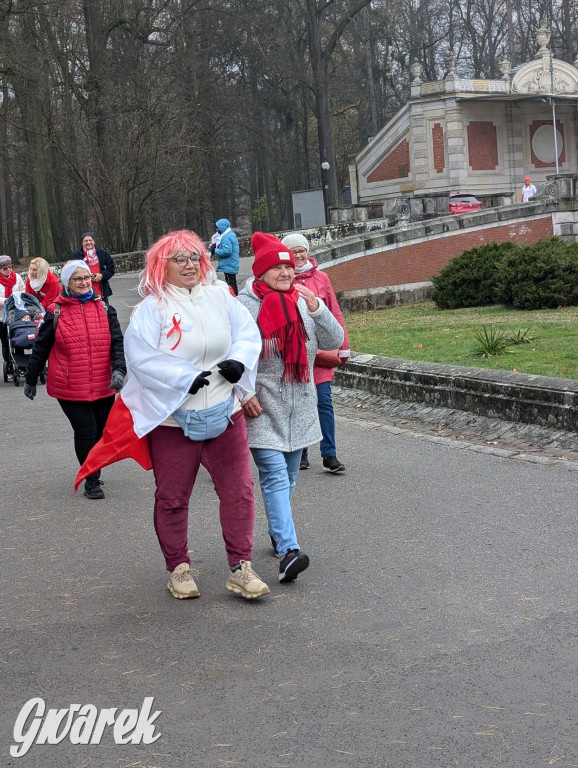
(47, 296, 114, 401)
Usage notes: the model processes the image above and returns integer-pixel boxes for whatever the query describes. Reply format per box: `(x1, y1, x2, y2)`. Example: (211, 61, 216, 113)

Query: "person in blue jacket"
(209, 218, 240, 295)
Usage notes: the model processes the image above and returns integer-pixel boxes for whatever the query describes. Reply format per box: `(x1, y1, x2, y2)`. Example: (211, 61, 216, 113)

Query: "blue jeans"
(250, 448, 302, 557)
(316, 381, 336, 458)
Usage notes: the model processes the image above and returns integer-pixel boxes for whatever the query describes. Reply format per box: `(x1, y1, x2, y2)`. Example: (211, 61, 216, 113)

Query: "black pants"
(223, 273, 238, 296)
(58, 396, 115, 479)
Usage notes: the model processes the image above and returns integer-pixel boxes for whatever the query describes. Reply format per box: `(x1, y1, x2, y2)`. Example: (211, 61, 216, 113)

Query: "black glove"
(217, 359, 245, 384)
(109, 370, 125, 391)
(209, 243, 216, 255)
(189, 370, 212, 394)
(24, 383, 36, 401)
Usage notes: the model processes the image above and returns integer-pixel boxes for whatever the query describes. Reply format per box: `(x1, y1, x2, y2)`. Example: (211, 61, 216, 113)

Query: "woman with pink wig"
(121, 230, 270, 601)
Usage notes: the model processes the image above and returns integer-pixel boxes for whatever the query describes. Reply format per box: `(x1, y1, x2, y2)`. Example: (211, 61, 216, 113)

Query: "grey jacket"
(237, 278, 344, 452)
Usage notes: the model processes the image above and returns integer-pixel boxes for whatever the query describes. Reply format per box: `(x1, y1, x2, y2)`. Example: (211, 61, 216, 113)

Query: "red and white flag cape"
(75, 284, 262, 491)
(74, 396, 152, 491)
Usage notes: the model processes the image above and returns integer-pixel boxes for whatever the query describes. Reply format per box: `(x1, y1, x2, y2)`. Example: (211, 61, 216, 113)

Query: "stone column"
(411, 101, 430, 191)
(445, 102, 468, 189)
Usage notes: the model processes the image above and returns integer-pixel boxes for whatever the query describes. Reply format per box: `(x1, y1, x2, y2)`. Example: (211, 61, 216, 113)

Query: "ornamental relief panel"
(512, 60, 578, 95)
(421, 82, 446, 95)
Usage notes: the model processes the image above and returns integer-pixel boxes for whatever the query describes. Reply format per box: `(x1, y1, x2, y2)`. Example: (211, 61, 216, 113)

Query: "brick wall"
(367, 139, 410, 183)
(467, 121, 498, 171)
(325, 217, 553, 293)
(432, 123, 445, 173)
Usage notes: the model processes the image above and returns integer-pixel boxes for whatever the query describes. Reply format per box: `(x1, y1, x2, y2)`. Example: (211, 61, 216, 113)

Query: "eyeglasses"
(292, 249, 308, 255)
(70, 276, 92, 284)
(171, 254, 201, 266)
(0, 263, 11, 269)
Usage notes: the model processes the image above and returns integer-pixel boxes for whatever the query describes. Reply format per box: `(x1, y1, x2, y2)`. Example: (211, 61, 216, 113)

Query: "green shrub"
(431, 241, 518, 309)
(494, 238, 578, 310)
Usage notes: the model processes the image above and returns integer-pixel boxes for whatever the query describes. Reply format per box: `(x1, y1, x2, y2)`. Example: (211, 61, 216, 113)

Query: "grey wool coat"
(237, 278, 344, 452)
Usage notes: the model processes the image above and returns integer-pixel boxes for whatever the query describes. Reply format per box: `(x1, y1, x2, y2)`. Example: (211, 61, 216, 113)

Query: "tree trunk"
(505, 0, 516, 64)
(0, 83, 17, 258)
(304, 0, 373, 212)
(305, 0, 338, 209)
(13, 10, 56, 261)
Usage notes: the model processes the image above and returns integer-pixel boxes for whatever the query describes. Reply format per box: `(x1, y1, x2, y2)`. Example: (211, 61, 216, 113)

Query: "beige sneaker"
(226, 560, 270, 600)
(167, 563, 200, 599)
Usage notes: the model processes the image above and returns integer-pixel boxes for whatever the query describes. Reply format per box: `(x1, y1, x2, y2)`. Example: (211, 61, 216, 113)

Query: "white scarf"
(29, 276, 46, 292)
(211, 226, 231, 249)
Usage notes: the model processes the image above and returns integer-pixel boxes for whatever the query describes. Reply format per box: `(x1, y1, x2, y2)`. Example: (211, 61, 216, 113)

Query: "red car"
(449, 194, 482, 215)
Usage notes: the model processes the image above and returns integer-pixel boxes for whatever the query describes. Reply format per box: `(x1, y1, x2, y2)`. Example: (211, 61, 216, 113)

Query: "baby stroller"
(2, 292, 47, 387)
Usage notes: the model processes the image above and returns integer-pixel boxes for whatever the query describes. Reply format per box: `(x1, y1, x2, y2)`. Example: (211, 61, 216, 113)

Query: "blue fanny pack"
(172, 394, 234, 441)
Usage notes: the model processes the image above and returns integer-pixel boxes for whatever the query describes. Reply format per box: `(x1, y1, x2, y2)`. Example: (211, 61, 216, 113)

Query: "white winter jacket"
(123, 283, 261, 437)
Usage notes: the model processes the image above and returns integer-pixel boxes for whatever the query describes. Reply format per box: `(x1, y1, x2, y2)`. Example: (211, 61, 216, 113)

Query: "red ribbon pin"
(167, 313, 182, 350)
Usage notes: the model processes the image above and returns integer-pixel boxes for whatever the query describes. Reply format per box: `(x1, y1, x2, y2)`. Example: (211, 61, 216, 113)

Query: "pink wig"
(138, 230, 213, 298)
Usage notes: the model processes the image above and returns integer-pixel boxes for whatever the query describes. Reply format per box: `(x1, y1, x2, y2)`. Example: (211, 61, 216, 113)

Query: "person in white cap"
(281, 232, 350, 474)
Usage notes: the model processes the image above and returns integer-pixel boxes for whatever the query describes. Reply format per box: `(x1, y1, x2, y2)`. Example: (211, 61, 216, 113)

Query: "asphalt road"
(1, 271, 576, 768)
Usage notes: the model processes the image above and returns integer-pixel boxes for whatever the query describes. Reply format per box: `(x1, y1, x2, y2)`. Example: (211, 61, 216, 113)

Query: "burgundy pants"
(147, 410, 255, 571)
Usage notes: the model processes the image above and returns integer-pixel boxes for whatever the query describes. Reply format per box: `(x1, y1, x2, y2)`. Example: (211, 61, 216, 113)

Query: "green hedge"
(431, 238, 578, 310)
(431, 241, 518, 309)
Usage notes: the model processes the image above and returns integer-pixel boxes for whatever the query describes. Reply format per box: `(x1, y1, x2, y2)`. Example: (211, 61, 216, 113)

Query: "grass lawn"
(344, 302, 578, 380)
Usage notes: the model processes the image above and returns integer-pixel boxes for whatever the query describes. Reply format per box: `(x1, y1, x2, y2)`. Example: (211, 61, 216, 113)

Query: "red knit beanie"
(251, 232, 295, 278)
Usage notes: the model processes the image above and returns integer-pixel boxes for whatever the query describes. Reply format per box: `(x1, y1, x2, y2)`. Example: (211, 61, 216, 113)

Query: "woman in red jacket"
(25, 257, 60, 310)
(23, 260, 126, 499)
(282, 233, 350, 473)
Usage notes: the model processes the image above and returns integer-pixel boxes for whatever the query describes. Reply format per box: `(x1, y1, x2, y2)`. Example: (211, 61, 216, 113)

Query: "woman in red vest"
(23, 260, 126, 499)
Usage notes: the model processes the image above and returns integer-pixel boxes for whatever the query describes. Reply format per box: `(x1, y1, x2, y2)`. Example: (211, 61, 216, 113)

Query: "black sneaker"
(279, 550, 310, 583)
(300, 449, 309, 470)
(322, 456, 345, 473)
(84, 478, 105, 500)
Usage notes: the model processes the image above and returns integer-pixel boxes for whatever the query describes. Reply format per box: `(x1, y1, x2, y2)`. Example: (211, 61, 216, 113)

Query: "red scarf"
(0, 270, 17, 297)
(83, 247, 102, 296)
(252, 279, 309, 383)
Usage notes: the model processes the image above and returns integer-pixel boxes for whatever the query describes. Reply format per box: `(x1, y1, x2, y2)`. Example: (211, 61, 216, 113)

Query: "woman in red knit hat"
(238, 232, 344, 584)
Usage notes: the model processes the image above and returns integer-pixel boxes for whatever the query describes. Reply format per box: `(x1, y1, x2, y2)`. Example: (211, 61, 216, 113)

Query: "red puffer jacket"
(47, 296, 115, 401)
(293, 258, 350, 385)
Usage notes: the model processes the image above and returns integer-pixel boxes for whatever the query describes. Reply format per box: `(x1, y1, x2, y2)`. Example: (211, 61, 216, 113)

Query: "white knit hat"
(281, 233, 310, 253)
(61, 259, 91, 287)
